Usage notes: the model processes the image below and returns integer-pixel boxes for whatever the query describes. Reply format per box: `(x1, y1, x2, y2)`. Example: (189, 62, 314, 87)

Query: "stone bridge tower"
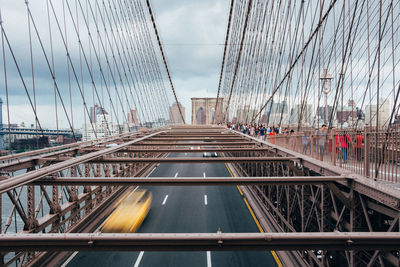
(191, 98, 224, 125)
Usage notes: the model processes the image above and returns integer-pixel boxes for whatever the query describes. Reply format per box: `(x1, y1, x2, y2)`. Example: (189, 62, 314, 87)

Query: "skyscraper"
(127, 109, 138, 125)
(89, 104, 100, 124)
(170, 102, 185, 124)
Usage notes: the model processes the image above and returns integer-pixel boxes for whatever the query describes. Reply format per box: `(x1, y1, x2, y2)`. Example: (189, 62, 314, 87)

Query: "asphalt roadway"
(65, 152, 278, 267)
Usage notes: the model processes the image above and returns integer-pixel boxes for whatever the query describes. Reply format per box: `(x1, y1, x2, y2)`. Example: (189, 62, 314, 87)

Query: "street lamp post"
(320, 68, 333, 124)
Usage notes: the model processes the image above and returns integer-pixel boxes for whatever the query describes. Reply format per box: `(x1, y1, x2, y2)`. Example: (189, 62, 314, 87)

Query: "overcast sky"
(0, 0, 230, 127)
(151, 0, 230, 122)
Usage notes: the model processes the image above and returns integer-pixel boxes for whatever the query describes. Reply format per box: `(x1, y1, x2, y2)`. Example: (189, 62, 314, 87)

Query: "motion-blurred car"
(101, 189, 152, 233)
(203, 152, 218, 157)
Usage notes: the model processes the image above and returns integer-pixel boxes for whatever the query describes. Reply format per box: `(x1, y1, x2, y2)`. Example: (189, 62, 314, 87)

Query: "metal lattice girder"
(146, 138, 247, 141)
(32, 176, 347, 186)
(1, 232, 400, 252)
(0, 130, 148, 163)
(79, 147, 275, 153)
(48, 157, 298, 164)
(0, 131, 164, 194)
(132, 142, 256, 146)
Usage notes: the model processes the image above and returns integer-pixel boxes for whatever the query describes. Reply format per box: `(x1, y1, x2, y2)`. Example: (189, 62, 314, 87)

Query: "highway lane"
(66, 152, 278, 267)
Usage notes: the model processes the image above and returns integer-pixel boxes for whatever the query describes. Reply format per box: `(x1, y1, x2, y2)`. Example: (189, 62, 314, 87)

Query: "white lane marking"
(204, 195, 208, 205)
(133, 251, 144, 267)
(61, 251, 78, 267)
(66, 163, 157, 266)
(148, 167, 157, 176)
(162, 195, 169, 205)
(175, 172, 179, 178)
(203, 172, 206, 178)
(207, 251, 212, 267)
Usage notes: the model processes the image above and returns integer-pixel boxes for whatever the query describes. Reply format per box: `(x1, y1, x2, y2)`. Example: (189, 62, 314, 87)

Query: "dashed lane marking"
(207, 251, 212, 267)
(60, 251, 78, 267)
(162, 195, 169, 205)
(133, 251, 144, 267)
(224, 163, 283, 267)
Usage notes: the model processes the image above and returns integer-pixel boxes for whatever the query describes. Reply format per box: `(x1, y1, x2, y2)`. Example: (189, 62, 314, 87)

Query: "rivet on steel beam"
(217, 228, 223, 247)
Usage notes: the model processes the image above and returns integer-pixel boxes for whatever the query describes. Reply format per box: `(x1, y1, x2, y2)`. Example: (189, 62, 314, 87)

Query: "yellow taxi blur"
(101, 189, 152, 233)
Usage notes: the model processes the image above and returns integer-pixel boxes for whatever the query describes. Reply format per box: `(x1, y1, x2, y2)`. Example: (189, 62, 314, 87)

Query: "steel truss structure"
(0, 126, 399, 266)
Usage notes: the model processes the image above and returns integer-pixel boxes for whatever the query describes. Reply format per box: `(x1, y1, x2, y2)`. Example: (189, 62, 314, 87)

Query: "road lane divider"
(224, 163, 283, 267)
(162, 195, 169, 205)
(204, 195, 208, 205)
(207, 251, 212, 267)
(174, 172, 179, 178)
(133, 251, 144, 267)
(60, 251, 78, 267)
(203, 172, 206, 178)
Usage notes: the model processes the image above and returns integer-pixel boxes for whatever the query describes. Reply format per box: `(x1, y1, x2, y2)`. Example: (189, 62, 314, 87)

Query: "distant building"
(393, 114, 400, 129)
(267, 101, 290, 125)
(127, 109, 138, 125)
(169, 102, 185, 124)
(336, 100, 357, 125)
(317, 105, 334, 122)
(235, 105, 260, 124)
(290, 104, 313, 126)
(191, 98, 224, 125)
(82, 107, 119, 141)
(260, 114, 268, 124)
(336, 108, 357, 125)
(365, 99, 391, 128)
(89, 104, 100, 123)
(236, 105, 249, 123)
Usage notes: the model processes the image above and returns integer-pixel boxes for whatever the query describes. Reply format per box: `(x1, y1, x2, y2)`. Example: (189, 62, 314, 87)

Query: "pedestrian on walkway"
(354, 132, 364, 161)
(302, 134, 311, 154)
(314, 124, 328, 160)
(340, 133, 352, 163)
(260, 126, 265, 140)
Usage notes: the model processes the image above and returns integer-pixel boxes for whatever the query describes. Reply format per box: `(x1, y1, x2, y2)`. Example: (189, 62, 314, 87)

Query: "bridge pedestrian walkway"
(233, 129, 400, 208)
(261, 130, 400, 181)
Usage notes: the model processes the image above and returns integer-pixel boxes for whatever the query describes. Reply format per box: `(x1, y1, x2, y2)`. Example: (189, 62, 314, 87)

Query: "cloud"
(151, 0, 230, 123)
(0, 0, 231, 126)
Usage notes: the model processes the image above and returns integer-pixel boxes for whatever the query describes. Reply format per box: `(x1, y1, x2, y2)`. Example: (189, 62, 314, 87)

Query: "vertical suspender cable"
(26, 0, 39, 148)
(145, 0, 185, 124)
(223, 0, 253, 123)
(214, 0, 235, 124)
(0, 10, 12, 153)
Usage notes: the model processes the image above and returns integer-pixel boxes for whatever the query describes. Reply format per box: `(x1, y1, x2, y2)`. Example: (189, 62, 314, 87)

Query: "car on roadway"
(101, 189, 152, 233)
(105, 143, 119, 148)
(203, 152, 218, 157)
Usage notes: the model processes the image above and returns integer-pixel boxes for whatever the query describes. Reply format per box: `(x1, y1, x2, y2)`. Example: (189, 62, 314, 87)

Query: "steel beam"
(44, 157, 297, 164)
(1, 232, 399, 252)
(79, 147, 274, 153)
(0, 131, 146, 162)
(148, 139, 247, 142)
(32, 176, 347, 186)
(0, 131, 164, 194)
(86, 157, 297, 164)
(133, 142, 256, 146)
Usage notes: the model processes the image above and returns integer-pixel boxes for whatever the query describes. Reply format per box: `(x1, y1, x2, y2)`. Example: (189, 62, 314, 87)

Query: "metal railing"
(255, 128, 400, 183)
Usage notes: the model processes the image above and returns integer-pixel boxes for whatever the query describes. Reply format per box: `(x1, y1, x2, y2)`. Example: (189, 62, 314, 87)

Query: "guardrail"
(240, 128, 400, 183)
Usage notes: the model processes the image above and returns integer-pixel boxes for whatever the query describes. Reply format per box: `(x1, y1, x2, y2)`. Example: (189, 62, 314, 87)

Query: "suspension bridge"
(0, 0, 399, 266)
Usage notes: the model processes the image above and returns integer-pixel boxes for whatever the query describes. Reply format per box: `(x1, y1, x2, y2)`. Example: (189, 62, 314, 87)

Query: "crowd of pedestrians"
(227, 122, 365, 163)
(227, 123, 282, 141)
